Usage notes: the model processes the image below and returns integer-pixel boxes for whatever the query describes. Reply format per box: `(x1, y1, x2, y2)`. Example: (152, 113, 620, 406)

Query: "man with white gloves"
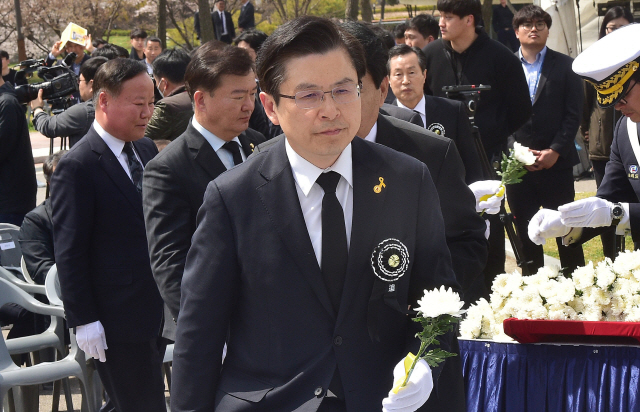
(528, 24, 640, 250)
(51, 59, 165, 411)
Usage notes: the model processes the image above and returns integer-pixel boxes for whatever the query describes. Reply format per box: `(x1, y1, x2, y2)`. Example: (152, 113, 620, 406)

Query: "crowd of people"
(0, 0, 639, 410)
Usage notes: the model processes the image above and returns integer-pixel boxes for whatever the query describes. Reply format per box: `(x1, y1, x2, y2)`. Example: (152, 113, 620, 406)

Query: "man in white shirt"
(143, 43, 265, 343)
(51, 59, 165, 411)
(171, 16, 456, 412)
(213, 0, 235, 44)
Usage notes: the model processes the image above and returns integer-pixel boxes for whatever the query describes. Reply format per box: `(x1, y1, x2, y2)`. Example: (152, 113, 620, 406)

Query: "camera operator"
(0, 74, 37, 226)
(30, 57, 108, 148)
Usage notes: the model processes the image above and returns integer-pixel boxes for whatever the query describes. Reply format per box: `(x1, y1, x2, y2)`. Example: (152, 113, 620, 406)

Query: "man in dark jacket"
(507, 5, 585, 275)
(422, 0, 531, 288)
(238, 0, 255, 31)
(0, 78, 36, 226)
(145, 48, 193, 141)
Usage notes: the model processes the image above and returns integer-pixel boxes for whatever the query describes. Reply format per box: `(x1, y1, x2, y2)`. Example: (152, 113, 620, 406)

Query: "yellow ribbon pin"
(391, 352, 416, 394)
(374, 177, 386, 193)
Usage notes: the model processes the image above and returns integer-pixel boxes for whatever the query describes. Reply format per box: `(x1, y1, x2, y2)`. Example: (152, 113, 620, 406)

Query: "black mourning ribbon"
(122, 142, 143, 194)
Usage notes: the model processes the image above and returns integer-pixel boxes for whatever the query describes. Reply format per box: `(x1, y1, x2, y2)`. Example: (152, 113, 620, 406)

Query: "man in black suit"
(528, 25, 640, 252)
(172, 16, 458, 411)
(213, 0, 235, 44)
(387, 44, 484, 184)
(143, 43, 265, 343)
(237, 0, 255, 31)
(0, 77, 36, 226)
(51, 59, 165, 411)
(506, 5, 585, 275)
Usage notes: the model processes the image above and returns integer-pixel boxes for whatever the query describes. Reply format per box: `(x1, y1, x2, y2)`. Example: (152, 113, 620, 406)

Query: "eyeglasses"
(278, 83, 361, 109)
(619, 81, 637, 105)
(606, 24, 625, 34)
(520, 21, 547, 31)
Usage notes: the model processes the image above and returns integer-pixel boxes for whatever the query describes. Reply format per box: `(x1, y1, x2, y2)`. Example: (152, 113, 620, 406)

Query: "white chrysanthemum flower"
(596, 259, 616, 289)
(568, 296, 585, 314)
(459, 313, 482, 339)
(493, 330, 515, 342)
(571, 261, 596, 290)
(549, 276, 576, 305)
(623, 306, 640, 322)
(612, 250, 640, 277)
(538, 279, 558, 301)
(583, 307, 604, 321)
(513, 142, 536, 165)
(491, 271, 523, 297)
(583, 286, 611, 306)
(536, 265, 560, 279)
(416, 286, 465, 318)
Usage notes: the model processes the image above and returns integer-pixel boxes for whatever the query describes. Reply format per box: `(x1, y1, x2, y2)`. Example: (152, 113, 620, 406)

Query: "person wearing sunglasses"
(528, 24, 640, 253)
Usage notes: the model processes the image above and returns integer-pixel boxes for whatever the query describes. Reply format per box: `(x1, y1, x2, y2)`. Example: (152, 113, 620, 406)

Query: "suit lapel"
(238, 132, 257, 158)
(88, 129, 144, 218)
(256, 138, 335, 319)
(184, 124, 228, 180)
(336, 137, 387, 326)
(533, 49, 555, 105)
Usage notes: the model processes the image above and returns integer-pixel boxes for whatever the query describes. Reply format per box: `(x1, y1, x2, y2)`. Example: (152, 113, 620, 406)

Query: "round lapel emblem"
(427, 123, 445, 136)
(371, 238, 410, 282)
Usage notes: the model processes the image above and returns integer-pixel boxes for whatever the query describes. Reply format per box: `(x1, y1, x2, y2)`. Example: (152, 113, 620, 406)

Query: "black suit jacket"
(237, 1, 255, 30)
(0, 84, 37, 216)
(509, 48, 582, 170)
(143, 122, 265, 340)
(380, 103, 423, 127)
(19, 200, 54, 285)
(212, 10, 235, 41)
(51, 128, 163, 343)
(390, 97, 485, 183)
(171, 136, 459, 411)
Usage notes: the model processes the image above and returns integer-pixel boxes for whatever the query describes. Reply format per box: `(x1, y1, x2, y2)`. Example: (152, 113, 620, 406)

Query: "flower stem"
(400, 340, 428, 388)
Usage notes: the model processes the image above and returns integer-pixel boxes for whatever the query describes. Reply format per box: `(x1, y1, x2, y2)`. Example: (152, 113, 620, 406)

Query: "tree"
(360, 0, 372, 22)
(197, 0, 215, 42)
(158, 0, 167, 48)
(345, 0, 358, 20)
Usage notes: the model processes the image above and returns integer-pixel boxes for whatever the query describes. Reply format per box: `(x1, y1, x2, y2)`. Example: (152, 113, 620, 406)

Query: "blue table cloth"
(460, 339, 640, 412)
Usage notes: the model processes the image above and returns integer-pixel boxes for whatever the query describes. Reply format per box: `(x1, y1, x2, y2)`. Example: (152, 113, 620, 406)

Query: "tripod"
(444, 85, 533, 276)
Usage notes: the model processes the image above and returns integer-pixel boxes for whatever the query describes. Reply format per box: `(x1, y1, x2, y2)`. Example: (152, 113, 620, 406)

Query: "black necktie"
(316, 171, 348, 313)
(122, 142, 143, 193)
(223, 141, 243, 167)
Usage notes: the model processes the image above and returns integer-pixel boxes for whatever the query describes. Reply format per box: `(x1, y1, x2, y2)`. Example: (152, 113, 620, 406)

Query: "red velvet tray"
(502, 318, 640, 345)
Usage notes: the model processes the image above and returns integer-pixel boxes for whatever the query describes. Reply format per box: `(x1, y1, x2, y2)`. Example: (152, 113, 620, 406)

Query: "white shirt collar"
(93, 120, 125, 157)
(192, 116, 242, 153)
(285, 138, 353, 197)
(363, 121, 378, 143)
(397, 94, 426, 117)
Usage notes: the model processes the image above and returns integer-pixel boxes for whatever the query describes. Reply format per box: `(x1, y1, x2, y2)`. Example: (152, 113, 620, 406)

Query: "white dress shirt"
(397, 95, 427, 129)
(285, 138, 353, 267)
(363, 122, 378, 143)
(218, 11, 228, 35)
(192, 117, 246, 170)
(93, 120, 143, 181)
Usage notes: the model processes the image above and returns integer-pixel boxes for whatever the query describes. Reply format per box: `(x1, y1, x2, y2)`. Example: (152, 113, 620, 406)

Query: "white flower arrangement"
(460, 250, 640, 341)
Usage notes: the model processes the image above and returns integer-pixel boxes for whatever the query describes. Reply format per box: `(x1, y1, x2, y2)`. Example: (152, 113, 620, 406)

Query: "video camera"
(443, 84, 491, 121)
(14, 52, 79, 113)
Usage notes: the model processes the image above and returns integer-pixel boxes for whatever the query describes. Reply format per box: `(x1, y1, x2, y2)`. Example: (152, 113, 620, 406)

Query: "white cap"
(572, 23, 640, 108)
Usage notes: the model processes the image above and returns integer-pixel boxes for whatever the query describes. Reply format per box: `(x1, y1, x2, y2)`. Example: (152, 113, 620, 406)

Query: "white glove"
(559, 197, 614, 228)
(528, 209, 570, 245)
(484, 219, 490, 239)
(76, 320, 108, 362)
(468, 180, 504, 214)
(382, 358, 433, 412)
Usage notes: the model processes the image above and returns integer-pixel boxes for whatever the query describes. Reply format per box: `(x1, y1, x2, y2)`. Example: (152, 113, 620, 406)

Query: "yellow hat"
(572, 24, 640, 108)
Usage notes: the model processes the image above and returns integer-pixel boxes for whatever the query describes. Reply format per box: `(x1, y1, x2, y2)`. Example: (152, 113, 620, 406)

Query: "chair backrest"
(0, 226, 23, 273)
(21, 255, 36, 285)
(45, 264, 64, 307)
(0, 266, 47, 296)
(0, 277, 65, 319)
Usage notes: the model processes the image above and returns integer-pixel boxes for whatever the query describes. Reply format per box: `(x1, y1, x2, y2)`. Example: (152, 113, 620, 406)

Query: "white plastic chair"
(20, 256, 36, 285)
(0, 277, 96, 411)
(0, 266, 46, 297)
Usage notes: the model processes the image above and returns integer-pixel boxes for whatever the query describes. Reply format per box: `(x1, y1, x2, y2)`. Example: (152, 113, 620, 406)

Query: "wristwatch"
(611, 202, 624, 226)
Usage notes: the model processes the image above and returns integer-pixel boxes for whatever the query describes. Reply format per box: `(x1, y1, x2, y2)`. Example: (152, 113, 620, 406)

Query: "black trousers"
(94, 338, 166, 412)
(592, 159, 618, 260)
(506, 167, 585, 275)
